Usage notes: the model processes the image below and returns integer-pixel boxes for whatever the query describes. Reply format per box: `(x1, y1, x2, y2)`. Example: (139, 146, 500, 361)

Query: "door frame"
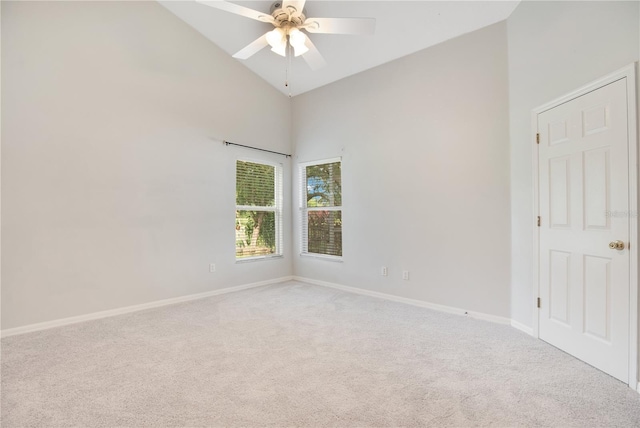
(531, 63, 638, 390)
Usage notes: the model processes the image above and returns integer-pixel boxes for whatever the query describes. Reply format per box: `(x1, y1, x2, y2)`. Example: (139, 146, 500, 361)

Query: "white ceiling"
(159, 1, 520, 96)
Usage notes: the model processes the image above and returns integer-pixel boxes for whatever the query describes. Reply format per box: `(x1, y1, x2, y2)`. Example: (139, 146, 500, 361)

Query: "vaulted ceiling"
(159, 1, 520, 96)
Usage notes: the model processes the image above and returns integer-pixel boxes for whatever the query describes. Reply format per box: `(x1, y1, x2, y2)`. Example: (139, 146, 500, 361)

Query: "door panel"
(549, 157, 571, 228)
(549, 250, 571, 325)
(538, 78, 629, 382)
(583, 254, 611, 342)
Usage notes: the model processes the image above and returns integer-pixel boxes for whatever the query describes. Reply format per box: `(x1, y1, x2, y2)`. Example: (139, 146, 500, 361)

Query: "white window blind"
(300, 158, 342, 258)
(236, 160, 283, 260)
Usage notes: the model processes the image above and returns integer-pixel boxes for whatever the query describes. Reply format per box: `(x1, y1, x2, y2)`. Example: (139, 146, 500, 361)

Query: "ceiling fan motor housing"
(270, 1, 306, 27)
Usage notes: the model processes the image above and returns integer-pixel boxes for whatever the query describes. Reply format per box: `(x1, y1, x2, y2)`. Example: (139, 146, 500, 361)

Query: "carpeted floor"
(2, 281, 640, 427)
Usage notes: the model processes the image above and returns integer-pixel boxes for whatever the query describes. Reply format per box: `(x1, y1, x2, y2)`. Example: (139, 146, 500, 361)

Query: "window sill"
(299, 253, 343, 263)
(235, 255, 284, 264)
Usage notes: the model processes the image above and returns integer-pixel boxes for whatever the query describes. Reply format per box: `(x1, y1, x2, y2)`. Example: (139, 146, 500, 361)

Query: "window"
(235, 160, 282, 260)
(300, 158, 342, 258)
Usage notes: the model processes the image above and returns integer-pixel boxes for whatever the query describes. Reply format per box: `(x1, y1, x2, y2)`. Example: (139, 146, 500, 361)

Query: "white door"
(538, 78, 630, 382)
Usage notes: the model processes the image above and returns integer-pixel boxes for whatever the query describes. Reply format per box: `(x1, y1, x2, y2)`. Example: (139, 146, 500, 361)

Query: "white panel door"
(538, 78, 630, 382)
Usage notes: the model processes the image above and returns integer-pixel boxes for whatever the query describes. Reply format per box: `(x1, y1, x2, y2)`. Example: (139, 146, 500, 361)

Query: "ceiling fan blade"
(232, 34, 269, 59)
(304, 17, 376, 35)
(282, 0, 306, 15)
(196, 1, 274, 24)
(302, 37, 326, 71)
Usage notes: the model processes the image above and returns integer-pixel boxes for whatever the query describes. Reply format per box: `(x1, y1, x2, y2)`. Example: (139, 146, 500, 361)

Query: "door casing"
(531, 63, 638, 390)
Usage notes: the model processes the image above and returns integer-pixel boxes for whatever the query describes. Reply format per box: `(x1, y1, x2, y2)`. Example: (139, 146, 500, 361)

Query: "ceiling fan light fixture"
(266, 27, 286, 54)
(288, 28, 309, 57)
(198, 0, 376, 70)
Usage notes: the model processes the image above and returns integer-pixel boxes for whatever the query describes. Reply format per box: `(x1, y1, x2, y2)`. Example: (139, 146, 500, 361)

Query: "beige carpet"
(2, 280, 640, 427)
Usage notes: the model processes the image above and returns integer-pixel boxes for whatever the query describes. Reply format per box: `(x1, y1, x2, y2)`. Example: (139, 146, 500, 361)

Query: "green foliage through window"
(307, 210, 342, 256)
(237, 161, 275, 207)
(306, 162, 342, 207)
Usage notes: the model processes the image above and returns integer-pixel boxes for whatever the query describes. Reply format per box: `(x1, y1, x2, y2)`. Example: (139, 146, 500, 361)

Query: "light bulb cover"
(288, 28, 309, 57)
(266, 28, 286, 49)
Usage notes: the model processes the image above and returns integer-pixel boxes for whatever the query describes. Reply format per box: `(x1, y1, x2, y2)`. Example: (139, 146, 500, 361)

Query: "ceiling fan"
(195, 0, 376, 70)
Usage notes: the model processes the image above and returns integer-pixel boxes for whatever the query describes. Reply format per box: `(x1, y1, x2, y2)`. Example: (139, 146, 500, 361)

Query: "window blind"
(300, 158, 342, 258)
(236, 160, 282, 259)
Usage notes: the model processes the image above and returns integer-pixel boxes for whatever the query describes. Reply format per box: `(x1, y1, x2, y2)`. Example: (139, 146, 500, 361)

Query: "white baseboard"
(1, 276, 293, 338)
(510, 319, 535, 336)
(293, 276, 511, 326)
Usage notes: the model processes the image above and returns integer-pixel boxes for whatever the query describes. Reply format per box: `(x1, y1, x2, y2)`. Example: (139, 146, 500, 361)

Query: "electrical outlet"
(209, 263, 216, 273)
(402, 271, 410, 280)
(381, 266, 388, 276)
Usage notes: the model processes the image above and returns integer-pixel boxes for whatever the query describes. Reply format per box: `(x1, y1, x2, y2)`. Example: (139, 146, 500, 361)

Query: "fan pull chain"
(284, 46, 288, 90)
(285, 42, 292, 98)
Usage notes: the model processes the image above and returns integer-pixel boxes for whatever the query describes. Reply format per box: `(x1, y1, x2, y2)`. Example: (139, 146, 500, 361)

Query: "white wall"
(292, 22, 511, 318)
(1, 1, 292, 329)
(508, 1, 639, 328)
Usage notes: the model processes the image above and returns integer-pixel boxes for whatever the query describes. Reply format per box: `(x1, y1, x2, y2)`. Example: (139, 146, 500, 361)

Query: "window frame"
(299, 157, 343, 261)
(235, 158, 283, 262)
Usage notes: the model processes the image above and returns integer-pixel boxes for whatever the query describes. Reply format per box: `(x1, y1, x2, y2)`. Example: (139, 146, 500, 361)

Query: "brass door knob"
(609, 240, 625, 250)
